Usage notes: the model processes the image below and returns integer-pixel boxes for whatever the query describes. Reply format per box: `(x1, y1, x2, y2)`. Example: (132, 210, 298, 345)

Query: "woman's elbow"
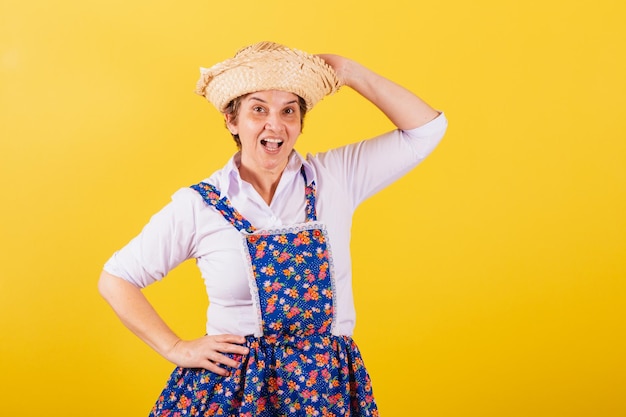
(98, 270, 136, 301)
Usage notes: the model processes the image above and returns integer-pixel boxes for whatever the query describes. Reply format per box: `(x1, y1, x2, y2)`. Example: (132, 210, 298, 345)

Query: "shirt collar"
(218, 150, 317, 198)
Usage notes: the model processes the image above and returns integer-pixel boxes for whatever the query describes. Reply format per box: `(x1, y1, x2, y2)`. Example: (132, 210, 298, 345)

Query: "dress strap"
(301, 167, 318, 222)
(191, 167, 317, 231)
(190, 183, 256, 233)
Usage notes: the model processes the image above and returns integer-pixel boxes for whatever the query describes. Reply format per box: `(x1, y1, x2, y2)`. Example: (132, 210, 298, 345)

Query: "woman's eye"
(284, 108, 294, 114)
(253, 106, 264, 112)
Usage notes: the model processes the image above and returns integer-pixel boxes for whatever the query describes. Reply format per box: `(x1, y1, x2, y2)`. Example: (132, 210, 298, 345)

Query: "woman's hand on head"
(318, 52, 439, 129)
(317, 54, 360, 88)
(165, 334, 250, 376)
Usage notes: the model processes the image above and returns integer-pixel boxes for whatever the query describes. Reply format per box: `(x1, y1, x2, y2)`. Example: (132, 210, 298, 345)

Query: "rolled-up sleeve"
(103, 188, 200, 288)
(313, 112, 447, 209)
(403, 112, 448, 159)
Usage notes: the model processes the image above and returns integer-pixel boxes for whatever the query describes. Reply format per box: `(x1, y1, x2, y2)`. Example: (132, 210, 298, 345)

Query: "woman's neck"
(239, 164, 284, 206)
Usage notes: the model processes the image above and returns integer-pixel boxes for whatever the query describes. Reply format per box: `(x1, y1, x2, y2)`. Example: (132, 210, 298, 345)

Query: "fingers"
(202, 358, 231, 377)
(205, 346, 246, 369)
(213, 343, 249, 359)
(168, 334, 250, 376)
(315, 54, 355, 88)
(211, 333, 247, 346)
(201, 335, 250, 376)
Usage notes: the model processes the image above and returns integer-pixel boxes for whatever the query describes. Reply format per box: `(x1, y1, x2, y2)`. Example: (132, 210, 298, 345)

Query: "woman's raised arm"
(317, 54, 440, 130)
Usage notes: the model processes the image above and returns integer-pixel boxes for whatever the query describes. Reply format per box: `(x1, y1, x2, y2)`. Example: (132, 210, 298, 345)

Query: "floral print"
(150, 171, 378, 416)
(249, 225, 334, 339)
(150, 335, 377, 417)
(190, 183, 256, 233)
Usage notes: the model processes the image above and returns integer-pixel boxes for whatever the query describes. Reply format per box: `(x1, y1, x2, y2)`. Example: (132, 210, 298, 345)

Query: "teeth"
(261, 138, 284, 148)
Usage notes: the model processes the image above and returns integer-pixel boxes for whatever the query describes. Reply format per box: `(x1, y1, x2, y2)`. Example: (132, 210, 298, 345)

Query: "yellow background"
(1, 0, 625, 415)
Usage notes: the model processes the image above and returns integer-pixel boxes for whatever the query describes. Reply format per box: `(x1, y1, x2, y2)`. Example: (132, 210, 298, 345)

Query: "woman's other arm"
(98, 270, 248, 376)
(317, 54, 440, 130)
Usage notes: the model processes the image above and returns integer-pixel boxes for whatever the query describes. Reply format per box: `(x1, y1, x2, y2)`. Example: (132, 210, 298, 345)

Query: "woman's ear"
(224, 114, 238, 135)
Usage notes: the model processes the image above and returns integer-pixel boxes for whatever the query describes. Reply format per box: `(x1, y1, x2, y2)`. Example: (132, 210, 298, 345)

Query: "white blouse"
(104, 113, 448, 336)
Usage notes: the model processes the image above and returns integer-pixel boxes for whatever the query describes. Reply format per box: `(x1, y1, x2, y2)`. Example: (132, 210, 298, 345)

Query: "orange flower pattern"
(151, 172, 377, 416)
(150, 335, 377, 417)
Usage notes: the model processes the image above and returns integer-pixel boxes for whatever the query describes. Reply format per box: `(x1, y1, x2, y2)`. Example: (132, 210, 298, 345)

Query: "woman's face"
(226, 90, 303, 175)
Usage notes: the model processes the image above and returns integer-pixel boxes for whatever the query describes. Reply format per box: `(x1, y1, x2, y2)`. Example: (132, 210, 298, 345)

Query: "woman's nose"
(264, 112, 282, 130)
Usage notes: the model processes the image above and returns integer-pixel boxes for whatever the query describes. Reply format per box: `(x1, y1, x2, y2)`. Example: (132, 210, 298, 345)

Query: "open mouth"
(260, 138, 284, 151)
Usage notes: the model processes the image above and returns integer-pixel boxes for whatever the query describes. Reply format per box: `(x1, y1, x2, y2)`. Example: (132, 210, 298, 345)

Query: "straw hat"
(195, 42, 342, 112)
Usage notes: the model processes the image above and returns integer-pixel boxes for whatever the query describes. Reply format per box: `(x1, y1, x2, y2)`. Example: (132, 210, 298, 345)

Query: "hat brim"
(195, 42, 341, 112)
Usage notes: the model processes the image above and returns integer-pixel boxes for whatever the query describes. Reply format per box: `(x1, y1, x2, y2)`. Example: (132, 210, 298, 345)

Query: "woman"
(99, 41, 447, 416)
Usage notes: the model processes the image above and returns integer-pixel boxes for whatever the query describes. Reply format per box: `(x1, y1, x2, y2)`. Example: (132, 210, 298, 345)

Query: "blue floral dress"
(149, 171, 378, 417)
